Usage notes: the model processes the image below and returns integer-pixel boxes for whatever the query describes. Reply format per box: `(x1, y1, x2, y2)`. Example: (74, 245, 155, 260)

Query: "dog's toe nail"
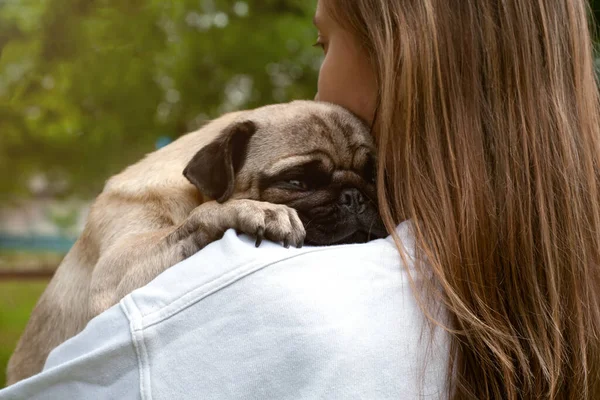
(255, 227, 265, 248)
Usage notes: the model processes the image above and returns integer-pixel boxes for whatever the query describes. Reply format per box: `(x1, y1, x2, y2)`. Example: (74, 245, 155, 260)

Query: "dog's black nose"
(339, 188, 366, 214)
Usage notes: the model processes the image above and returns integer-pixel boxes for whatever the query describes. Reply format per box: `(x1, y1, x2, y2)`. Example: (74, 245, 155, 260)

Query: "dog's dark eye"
(287, 180, 309, 190)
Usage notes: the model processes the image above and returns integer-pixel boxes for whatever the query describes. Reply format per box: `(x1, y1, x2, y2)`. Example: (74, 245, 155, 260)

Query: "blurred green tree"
(594, 0, 600, 30)
(2, 0, 600, 203)
(0, 0, 320, 202)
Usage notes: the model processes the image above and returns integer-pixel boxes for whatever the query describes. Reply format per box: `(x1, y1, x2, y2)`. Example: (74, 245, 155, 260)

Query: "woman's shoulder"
(117, 222, 448, 399)
(124, 221, 417, 325)
(10, 222, 446, 400)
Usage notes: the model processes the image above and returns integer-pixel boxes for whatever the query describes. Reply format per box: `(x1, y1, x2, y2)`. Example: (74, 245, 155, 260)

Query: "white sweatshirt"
(0, 222, 449, 400)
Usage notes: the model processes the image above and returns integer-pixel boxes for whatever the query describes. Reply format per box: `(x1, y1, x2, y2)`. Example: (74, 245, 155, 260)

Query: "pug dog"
(6, 100, 386, 385)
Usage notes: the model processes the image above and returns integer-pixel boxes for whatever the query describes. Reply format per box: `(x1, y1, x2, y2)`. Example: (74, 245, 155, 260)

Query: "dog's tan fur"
(6, 101, 378, 385)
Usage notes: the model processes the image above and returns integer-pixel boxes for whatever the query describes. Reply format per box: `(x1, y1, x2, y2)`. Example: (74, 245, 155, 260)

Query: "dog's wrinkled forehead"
(242, 101, 374, 174)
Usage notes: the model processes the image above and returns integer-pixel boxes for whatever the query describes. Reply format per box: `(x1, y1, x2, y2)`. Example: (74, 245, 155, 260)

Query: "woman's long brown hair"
(326, 0, 600, 398)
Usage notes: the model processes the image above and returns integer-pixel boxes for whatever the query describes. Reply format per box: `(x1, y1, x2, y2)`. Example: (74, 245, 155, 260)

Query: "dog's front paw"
(225, 200, 306, 248)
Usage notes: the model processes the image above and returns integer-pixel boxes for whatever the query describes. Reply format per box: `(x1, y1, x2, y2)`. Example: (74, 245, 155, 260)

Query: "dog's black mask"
(258, 158, 387, 245)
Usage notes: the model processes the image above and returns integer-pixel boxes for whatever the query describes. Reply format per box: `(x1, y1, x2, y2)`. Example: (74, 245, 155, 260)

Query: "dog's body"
(6, 101, 385, 385)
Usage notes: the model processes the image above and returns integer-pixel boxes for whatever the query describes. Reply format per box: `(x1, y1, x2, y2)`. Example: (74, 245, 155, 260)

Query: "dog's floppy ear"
(183, 120, 257, 203)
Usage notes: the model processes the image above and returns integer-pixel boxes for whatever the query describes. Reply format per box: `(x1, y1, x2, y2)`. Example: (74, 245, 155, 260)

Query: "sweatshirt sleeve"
(0, 303, 140, 400)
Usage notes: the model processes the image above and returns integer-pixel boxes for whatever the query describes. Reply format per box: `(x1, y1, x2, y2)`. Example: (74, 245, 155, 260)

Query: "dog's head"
(183, 100, 387, 245)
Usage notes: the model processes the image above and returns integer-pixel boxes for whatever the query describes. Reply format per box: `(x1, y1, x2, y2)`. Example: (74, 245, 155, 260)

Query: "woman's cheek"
(316, 58, 342, 104)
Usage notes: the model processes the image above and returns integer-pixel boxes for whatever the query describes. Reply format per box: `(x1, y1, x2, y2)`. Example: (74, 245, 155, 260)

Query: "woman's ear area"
(183, 120, 257, 203)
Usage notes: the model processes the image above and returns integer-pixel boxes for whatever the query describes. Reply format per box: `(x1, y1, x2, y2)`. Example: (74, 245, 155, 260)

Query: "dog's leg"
(88, 199, 305, 317)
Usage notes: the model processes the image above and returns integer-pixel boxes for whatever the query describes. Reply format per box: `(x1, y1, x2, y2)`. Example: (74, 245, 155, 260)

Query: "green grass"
(0, 281, 48, 388)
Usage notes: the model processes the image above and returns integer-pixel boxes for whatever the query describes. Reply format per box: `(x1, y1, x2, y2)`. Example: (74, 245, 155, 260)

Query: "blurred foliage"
(1, 0, 600, 203)
(594, 0, 600, 31)
(0, 0, 320, 202)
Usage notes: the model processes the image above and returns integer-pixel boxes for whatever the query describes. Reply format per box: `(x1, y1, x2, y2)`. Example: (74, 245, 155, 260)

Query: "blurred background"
(0, 0, 599, 388)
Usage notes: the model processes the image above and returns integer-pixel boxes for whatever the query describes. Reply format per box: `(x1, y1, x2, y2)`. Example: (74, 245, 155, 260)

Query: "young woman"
(314, 0, 600, 398)
(1, 1, 598, 399)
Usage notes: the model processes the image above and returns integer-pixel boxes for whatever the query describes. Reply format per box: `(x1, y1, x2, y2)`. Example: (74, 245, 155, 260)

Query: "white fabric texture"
(0, 221, 449, 400)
